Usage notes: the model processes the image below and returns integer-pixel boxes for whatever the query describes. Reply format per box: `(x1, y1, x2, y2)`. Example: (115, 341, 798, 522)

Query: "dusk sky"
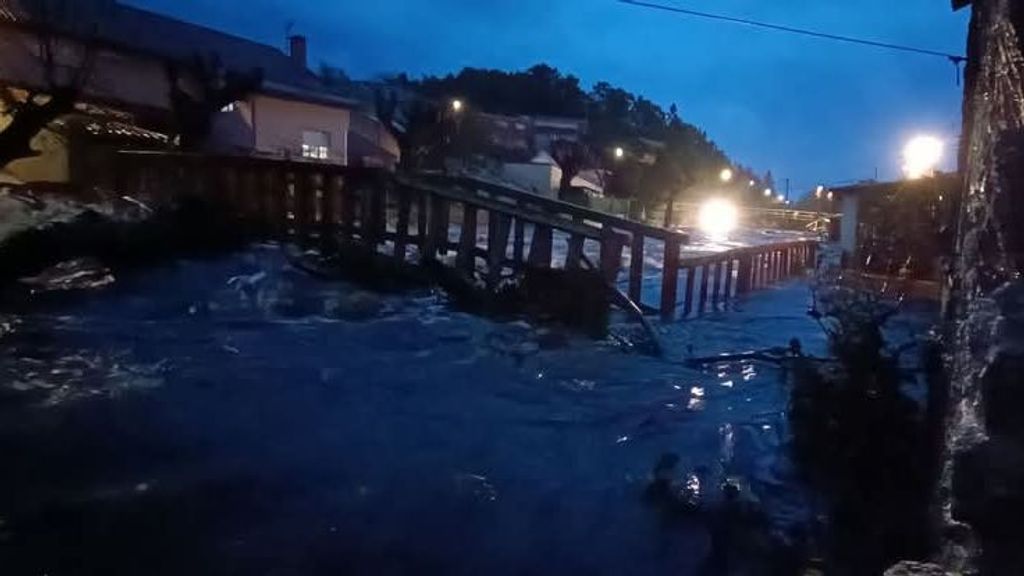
(128, 0, 970, 193)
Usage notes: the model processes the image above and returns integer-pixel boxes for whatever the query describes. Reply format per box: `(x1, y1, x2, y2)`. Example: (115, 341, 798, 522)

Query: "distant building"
(531, 116, 587, 152)
(832, 173, 960, 281)
(0, 0, 359, 183)
(478, 112, 534, 154)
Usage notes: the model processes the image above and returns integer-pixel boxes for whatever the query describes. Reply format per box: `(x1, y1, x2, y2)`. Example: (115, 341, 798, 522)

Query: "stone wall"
(944, 0, 1024, 572)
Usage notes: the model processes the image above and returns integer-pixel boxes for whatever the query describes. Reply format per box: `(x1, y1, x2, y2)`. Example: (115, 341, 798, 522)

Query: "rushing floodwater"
(0, 236, 898, 575)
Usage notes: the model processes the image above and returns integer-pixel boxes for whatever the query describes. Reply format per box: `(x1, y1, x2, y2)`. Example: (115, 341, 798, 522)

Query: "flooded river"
(0, 237, 927, 575)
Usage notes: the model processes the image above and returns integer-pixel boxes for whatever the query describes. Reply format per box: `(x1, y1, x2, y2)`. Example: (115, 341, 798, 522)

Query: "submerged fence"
(110, 152, 817, 321)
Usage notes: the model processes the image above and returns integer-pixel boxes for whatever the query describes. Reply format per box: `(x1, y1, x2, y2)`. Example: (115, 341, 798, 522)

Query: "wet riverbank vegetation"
(788, 283, 941, 574)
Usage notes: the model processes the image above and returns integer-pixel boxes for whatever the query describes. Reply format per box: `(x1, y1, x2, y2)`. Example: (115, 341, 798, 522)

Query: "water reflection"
(0, 245, 834, 575)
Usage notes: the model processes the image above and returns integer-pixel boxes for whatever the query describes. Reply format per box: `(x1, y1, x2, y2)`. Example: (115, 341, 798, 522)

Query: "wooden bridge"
(111, 152, 818, 322)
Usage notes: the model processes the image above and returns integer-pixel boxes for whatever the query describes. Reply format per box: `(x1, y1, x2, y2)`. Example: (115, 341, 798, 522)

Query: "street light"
(614, 146, 625, 160)
(749, 179, 756, 187)
(902, 135, 943, 179)
(763, 188, 772, 197)
(815, 185, 824, 199)
(451, 99, 464, 113)
(698, 198, 739, 240)
(776, 194, 785, 203)
(719, 168, 734, 183)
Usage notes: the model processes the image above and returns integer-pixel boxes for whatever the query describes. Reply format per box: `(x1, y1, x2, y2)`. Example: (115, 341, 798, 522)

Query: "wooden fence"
(110, 152, 817, 321)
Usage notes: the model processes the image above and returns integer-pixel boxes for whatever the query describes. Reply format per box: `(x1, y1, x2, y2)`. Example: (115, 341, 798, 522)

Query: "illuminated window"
(221, 102, 237, 113)
(301, 130, 330, 160)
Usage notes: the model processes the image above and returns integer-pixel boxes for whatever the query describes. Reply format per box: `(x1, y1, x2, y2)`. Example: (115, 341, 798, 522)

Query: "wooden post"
(457, 203, 478, 273)
(711, 261, 723, 304)
(363, 182, 384, 251)
(424, 195, 449, 261)
(660, 237, 681, 321)
(487, 211, 512, 287)
(320, 173, 342, 254)
(394, 186, 411, 262)
(265, 167, 286, 237)
(566, 234, 585, 270)
(599, 231, 624, 285)
(432, 196, 448, 255)
(698, 264, 710, 313)
(736, 254, 752, 294)
(339, 177, 356, 241)
(416, 191, 428, 248)
(298, 171, 317, 247)
(513, 218, 526, 265)
(629, 233, 645, 304)
(723, 258, 735, 301)
(683, 266, 696, 317)
(528, 225, 553, 268)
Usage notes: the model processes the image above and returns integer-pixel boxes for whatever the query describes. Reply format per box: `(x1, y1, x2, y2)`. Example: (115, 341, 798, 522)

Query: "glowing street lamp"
(749, 179, 756, 187)
(614, 146, 625, 160)
(719, 168, 734, 183)
(451, 99, 464, 113)
(815, 185, 825, 199)
(698, 198, 739, 240)
(902, 135, 943, 179)
(763, 188, 773, 197)
(776, 194, 785, 203)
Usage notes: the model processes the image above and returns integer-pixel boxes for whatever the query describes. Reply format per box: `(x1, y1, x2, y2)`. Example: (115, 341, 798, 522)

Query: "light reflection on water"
(0, 244, 830, 575)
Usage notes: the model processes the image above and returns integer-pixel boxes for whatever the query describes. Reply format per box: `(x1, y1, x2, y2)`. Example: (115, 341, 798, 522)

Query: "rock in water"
(883, 561, 950, 576)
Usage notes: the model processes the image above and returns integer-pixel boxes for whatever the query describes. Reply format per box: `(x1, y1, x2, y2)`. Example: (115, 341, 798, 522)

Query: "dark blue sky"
(129, 0, 969, 192)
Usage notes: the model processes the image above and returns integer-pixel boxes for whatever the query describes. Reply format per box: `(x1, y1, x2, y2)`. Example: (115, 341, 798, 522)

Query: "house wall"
(249, 94, 349, 164)
(838, 194, 859, 259)
(503, 162, 559, 197)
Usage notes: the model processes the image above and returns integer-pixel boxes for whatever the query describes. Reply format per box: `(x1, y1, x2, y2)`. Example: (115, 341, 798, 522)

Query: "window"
(221, 102, 237, 113)
(301, 130, 330, 160)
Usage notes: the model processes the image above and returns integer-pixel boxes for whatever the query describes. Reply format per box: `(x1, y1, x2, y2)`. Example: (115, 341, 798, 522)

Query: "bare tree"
(374, 89, 445, 172)
(166, 53, 263, 151)
(550, 139, 591, 200)
(0, 0, 98, 169)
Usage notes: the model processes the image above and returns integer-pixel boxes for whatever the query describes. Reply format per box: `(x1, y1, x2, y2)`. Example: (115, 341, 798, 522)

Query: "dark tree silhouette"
(374, 90, 445, 172)
(166, 53, 263, 151)
(550, 139, 590, 199)
(0, 1, 98, 169)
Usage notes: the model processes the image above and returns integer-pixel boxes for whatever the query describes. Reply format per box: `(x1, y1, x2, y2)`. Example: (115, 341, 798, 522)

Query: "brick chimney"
(289, 35, 308, 69)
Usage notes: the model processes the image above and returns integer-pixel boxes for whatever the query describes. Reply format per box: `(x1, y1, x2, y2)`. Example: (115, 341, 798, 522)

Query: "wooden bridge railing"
(110, 152, 817, 322)
(663, 240, 818, 320)
(415, 174, 695, 313)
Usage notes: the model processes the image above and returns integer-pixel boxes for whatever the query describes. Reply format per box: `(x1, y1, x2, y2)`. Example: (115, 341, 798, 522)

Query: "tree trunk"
(941, 1, 1024, 572)
(558, 170, 575, 200)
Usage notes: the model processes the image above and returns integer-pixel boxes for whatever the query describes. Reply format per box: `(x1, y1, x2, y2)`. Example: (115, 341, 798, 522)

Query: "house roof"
(1, 0, 356, 107)
(832, 172, 962, 198)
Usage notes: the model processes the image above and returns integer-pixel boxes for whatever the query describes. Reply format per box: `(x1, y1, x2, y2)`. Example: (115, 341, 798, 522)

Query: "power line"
(617, 0, 966, 64)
